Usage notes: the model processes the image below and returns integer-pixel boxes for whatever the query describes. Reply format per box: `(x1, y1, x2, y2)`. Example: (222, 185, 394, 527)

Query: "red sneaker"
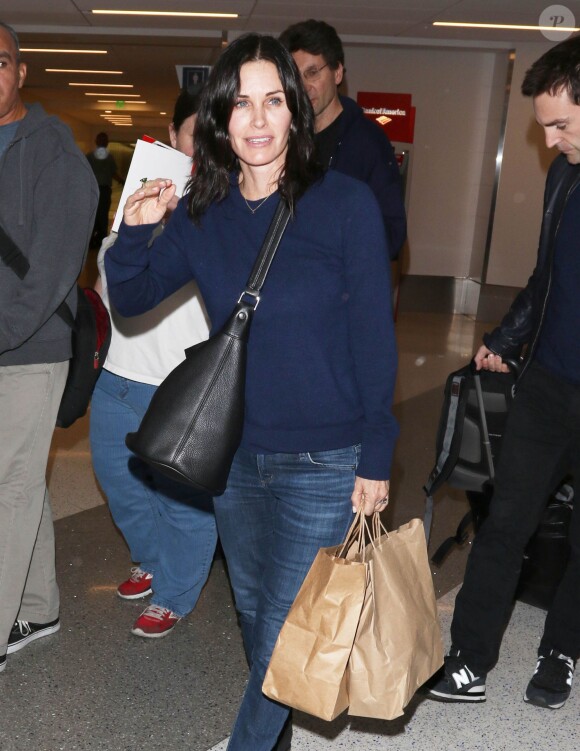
(117, 567, 153, 600)
(131, 605, 181, 638)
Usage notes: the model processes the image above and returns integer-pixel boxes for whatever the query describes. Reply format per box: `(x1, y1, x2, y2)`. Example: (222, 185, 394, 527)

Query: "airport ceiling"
(3, 1, 575, 141)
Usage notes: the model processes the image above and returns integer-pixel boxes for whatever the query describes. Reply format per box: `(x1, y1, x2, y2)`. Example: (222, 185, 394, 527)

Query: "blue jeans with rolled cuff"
(213, 444, 360, 751)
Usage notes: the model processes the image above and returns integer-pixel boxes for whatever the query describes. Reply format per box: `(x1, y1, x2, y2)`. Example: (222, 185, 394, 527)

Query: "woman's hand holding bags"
(263, 509, 444, 722)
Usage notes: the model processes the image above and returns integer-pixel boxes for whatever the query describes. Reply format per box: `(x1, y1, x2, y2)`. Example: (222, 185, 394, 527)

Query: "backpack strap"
(55, 299, 76, 330)
(423, 371, 466, 499)
(423, 369, 470, 544)
(0, 223, 30, 279)
(0, 221, 76, 331)
(430, 509, 473, 565)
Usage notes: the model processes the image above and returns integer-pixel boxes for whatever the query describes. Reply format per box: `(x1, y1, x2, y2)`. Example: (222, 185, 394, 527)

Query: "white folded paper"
(112, 138, 193, 232)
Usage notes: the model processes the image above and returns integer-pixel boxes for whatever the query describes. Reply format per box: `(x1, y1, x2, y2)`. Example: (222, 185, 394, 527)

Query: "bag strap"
(0, 223, 30, 279)
(423, 371, 465, 500)
(423, 369, 467, 543)
(0, 221, 76, 330)
(238, 199, 291, 307)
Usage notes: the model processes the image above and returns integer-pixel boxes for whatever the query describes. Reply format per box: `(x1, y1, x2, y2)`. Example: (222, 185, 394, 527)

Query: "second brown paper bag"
(347, 517, 444, 720)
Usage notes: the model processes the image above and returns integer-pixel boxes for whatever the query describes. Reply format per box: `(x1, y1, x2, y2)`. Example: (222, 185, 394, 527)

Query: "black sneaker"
(7, 618, 60, 655)
(524, 650, 575, 709)
(0, 653, 5, 673)
(426, 648, 486, 702)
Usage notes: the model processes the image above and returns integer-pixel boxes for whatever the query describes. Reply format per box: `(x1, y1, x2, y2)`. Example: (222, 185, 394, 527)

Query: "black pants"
(451, 362, 580, 674)
(92, 185, 112, 247)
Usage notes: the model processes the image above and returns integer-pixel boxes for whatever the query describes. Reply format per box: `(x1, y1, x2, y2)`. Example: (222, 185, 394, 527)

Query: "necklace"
(243, 192, 272, 214)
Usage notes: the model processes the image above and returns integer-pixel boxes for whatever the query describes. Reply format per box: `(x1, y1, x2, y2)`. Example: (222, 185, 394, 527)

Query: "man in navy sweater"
(427, 34, 580, 711)
(280, 19, 406, 260)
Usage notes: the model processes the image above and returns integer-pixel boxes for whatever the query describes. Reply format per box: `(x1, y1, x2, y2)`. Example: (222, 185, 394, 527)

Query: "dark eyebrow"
(236, 90, 284, 98)
(539, 118, 569, 126)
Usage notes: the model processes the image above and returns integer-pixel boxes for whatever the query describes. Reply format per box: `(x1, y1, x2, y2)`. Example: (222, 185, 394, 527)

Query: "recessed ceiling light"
(97, 100, 147, 104)
(70, 83, 134, 87)
(21, 48, 108, 54)
(85, 93, 141, 97)
(92, 9, 238, 19)
(433, 21, 579, 32)
(46, 69, 123, 74)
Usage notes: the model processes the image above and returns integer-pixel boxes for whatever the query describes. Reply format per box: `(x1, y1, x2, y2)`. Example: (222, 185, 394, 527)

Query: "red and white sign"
(357, 92, 416, 144)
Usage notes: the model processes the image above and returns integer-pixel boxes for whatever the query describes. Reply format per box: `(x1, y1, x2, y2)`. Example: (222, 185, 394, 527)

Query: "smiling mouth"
(246, 137, 272, 145)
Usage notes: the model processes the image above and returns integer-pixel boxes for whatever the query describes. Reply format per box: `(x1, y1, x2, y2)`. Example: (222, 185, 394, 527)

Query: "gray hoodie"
(0, 103, 98, 365)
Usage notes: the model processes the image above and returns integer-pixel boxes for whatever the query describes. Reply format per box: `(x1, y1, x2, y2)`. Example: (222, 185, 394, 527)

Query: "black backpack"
(0, 223, 111, 428)
(423, 361, 517, 554)
(54, 285, 111, 427)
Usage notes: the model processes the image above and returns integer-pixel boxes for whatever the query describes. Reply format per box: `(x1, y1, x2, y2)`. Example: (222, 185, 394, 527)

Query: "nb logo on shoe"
(453, 667, 476, 689)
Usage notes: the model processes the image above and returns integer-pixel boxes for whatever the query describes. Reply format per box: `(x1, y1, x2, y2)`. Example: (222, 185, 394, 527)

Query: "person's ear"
(334, 63, 344, 87)
(18, 62, 27, 89)
(168, 122, 177, 149)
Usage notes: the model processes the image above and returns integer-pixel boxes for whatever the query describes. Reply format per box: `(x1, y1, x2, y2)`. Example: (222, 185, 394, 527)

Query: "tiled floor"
(3, 311, 575, 750)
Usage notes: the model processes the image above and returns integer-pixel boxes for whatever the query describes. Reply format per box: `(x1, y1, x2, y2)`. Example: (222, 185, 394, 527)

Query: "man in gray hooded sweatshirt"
(0, 21, 98, 673)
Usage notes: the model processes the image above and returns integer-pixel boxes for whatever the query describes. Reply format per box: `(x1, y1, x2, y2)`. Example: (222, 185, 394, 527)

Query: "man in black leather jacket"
(428, 35, 580, 710)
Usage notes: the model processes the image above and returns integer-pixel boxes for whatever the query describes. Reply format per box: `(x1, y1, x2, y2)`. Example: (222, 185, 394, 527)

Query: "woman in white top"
(90, 90, 217, 639)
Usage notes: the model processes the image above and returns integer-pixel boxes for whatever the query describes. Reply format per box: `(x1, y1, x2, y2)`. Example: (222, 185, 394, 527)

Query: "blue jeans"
(90, 369, 217, 617)
(213, 445, 359, 751)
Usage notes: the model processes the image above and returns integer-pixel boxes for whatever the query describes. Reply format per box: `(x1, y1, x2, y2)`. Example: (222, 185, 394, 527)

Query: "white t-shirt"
(98, 232, 210, 386)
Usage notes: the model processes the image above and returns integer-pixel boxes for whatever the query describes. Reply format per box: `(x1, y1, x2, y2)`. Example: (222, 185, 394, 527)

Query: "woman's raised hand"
(122, 178, 177, 226)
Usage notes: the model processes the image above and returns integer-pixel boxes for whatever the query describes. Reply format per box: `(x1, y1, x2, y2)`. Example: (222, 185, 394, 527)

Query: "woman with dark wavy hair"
(106, 32, 398, 751)
(188, 33, 319, 221)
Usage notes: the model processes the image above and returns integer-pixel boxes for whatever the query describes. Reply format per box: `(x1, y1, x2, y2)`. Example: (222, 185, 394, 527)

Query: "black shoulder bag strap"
(0, 223, 30, 279)
(0, 222, 77, 330)
(239, 198, 291, 304)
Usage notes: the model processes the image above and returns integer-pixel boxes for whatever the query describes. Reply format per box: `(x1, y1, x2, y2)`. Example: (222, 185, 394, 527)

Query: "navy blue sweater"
(106, 171, 398, 478)
(329, 96, 407, 260)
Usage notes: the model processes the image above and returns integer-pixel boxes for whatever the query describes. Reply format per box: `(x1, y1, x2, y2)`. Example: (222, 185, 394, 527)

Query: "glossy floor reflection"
(3, 312, 573, 750)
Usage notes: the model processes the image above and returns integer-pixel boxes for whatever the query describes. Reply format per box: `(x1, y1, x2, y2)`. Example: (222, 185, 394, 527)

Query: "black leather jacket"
(484, 154, 580, 378)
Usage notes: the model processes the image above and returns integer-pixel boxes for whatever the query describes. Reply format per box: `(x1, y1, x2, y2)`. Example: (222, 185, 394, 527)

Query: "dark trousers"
(92, 185, 112, 247)
(451, 362, 580, 674)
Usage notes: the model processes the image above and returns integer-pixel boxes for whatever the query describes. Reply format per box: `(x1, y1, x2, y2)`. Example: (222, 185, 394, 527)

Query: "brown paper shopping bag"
(262, 510, 367, 721)
(347, 516, 444, 720)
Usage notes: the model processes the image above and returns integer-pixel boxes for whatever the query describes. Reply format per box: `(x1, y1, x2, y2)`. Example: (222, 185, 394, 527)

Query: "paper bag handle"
(337, 507, 366, 559)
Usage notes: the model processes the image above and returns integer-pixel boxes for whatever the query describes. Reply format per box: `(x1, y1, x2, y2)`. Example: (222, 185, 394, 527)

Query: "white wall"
(343, 43, 509, 277)
(344, 39, 560, 289)
(486, 42, 553, 288)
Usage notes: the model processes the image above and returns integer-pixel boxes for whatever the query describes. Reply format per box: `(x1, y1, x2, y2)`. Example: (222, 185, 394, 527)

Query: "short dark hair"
(279, 19, 344, 69)
(187, 33, 321, 223)
(0, 21, 21, 63)
(95, 132, 109, 147)
(172, 89, 202, 133)
(522, 34, 580, 104)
